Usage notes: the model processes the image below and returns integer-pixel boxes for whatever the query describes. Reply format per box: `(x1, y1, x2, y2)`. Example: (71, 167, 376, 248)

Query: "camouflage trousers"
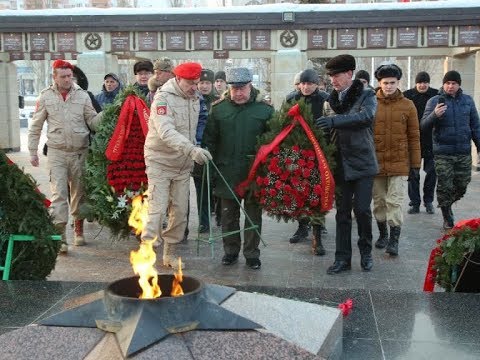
(434, 154, 472, 207)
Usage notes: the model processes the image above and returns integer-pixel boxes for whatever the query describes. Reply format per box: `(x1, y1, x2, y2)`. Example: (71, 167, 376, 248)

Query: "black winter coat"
(320, 80, 379, 182)
(403, 86, 438, 157)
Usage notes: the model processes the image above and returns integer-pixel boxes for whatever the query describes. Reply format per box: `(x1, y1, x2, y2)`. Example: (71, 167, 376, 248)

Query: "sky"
(1, 0, 477, 16)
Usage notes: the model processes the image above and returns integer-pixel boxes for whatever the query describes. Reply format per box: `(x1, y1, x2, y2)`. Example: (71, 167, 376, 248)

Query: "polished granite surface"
(2, 128, 480, 359)
(1, 281, 479, 359)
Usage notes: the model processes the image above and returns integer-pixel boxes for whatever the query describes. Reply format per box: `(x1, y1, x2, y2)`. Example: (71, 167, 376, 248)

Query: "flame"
(128, 195, 149, 236)
(128, 195, 161, 299)
(130, 240, 161, 299)
(128, 195, 184, 299)
(171, 257, 184, 297)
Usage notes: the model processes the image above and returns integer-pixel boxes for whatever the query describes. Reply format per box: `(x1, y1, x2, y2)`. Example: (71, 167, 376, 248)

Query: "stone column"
(0, 62, 21, 151)
(270, 49, 307, 110)
(76, 52, 119, 96)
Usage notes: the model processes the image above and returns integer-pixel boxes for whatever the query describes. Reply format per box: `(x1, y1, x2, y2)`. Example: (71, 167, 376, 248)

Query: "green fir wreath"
(0, 150, 59, 280)
(83, 85, 148, 240)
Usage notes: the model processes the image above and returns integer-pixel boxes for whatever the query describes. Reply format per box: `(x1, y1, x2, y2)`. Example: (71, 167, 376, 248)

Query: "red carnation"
(302, 168, 311, 178)
(280, 171, 290, 181)
(291, 177, 301, 187)
(313, 184, 322, 195)
(269, 188, 278, 197)
(275, 180, 283, 190)
(256, 176, 264, 186)
(306, 160, 315, 169)
(292, 145, 300, 152)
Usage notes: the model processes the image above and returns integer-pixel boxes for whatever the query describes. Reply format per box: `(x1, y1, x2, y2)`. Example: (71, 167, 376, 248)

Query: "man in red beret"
(142, 62, 211, 270)
(28, 59, 103, 254)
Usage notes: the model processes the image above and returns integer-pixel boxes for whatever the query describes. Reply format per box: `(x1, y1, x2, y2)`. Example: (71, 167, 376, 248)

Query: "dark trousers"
(221, 197, 262, 259)
(193, 176, 210, 228)
(408, 156, 437, 206)
(335, 176, 374, 262)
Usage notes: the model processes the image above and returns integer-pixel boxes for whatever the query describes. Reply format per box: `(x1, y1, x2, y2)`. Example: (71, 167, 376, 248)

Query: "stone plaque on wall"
(427, 26, 449, 47)
(56, 33, 76, 52)
(214, 50, 229, 59)
(308, 30, 328, 49)
(3, 33, 22, 51)
(194, 31, 213, 50)
(367, 28, 387, 48)
(222, 31, 242, 50)
(337, 29, 357, 49)
(138, 32, 158, 51)
(30, 52, 45, 60)
(30, 33, 49, 52)
(9, 51, 24, 61)
(51, 52, 65, 60)
(166, 31, 185, 50)
(458, 25, 480, 46)
(251, 30, 270, 50)
(397, 27, 417, 47)
(111, 32, 130, 51)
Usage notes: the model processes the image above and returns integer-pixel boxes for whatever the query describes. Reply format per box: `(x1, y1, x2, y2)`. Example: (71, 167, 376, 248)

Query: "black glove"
(316, 117, 334, 130)
(408, 168, 420, 181)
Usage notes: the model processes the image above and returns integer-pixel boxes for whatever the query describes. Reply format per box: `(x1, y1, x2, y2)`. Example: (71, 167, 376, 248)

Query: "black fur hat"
(133, 60, 154, 75)
(325, 54, 356, 76)
(374, 63, 402, 81)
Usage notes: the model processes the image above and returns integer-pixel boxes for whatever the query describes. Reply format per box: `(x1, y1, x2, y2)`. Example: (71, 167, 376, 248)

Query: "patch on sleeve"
(156, 101, 167, 115)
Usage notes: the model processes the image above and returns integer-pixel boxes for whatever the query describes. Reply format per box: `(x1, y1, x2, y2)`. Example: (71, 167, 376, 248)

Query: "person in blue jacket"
(421, 70, 480, 230)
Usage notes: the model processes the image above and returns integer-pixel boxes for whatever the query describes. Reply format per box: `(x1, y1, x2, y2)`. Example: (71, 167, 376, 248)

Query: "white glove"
(190, 147, 212, 165)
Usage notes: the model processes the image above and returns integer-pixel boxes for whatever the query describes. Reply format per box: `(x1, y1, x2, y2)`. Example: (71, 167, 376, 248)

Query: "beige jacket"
(144, 77, 199, 175)
(28, 83, 101, 155)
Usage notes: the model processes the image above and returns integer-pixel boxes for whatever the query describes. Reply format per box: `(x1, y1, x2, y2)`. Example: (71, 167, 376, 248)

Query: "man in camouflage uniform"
(421, 70, 480, 229)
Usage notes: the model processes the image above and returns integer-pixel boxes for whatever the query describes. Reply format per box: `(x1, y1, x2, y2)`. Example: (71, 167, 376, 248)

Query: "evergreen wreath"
(83, 85, 148, 239)
(424, 218, 480, 292)
(0, 150, 59, 280)
(243, 99, 336, 223)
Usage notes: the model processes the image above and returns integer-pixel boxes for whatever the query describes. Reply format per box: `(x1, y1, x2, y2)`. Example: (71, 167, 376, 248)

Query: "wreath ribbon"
(105, 95, 149, 161)
(236, 104, 335, 212)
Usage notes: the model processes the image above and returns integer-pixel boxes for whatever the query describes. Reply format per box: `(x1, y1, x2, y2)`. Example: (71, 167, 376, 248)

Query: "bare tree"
(170, 0, 184, 7)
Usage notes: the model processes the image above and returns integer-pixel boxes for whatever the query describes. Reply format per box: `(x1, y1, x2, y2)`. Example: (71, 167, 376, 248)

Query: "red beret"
(52, 59, 74, 70)
(173, 62, 202, 80)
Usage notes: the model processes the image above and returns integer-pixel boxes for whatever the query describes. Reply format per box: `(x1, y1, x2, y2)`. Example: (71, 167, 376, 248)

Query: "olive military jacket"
(202, 87, 274, 199)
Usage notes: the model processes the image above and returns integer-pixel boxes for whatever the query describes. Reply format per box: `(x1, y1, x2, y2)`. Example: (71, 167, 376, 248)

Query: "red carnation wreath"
(237, 102, 336, 222)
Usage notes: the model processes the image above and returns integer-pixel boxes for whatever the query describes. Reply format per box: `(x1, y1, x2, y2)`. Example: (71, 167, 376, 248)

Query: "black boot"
(386, 226, 400, 256)
(289, 219, 310, 243)
(375, 221, 388, 249)
(312, 225, 326, 256)
(441, 206, 454, 230)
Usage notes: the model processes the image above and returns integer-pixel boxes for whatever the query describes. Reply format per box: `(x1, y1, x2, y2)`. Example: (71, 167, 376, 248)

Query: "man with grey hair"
(203, 67, 274, 270)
